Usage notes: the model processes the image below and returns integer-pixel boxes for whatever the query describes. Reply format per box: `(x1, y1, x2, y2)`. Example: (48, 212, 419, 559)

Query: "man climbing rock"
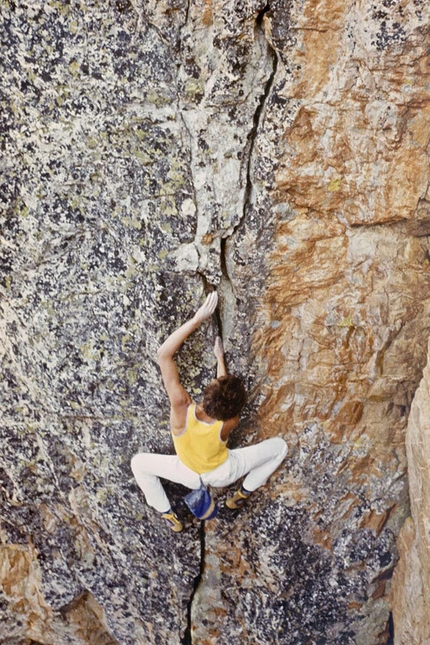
(131, 292, 288, 532)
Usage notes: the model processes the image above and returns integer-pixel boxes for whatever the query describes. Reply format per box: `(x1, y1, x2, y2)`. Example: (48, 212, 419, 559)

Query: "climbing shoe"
(161, 510, 183, 533)
(225, 487, 251, 510)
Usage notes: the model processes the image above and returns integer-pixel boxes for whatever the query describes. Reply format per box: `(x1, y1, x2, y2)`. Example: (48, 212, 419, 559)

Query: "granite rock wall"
(1, 1, 429, 644)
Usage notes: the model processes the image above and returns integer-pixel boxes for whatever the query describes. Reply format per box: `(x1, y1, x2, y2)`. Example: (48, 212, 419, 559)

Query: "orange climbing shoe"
(225, 487, 251, 510)
(161, 511, 183, 532)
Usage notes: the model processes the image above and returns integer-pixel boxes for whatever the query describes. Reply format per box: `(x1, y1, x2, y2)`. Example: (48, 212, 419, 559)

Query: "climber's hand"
(214, 336, 224, 360)
(193, 292, 218, 324)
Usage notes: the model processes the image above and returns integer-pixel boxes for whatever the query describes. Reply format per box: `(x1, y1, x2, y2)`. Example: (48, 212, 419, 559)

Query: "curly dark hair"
(202, 375, 247, 421)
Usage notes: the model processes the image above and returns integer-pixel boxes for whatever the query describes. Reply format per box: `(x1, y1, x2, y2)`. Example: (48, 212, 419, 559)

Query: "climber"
(131, 292, 288, 532)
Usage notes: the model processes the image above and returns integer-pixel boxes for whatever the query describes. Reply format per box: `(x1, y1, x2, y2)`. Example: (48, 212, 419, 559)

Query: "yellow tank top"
(172, 402, 228, 474)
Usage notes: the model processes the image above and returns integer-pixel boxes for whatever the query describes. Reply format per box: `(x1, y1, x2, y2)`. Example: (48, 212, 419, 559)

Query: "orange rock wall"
(256, 0, 430, 440)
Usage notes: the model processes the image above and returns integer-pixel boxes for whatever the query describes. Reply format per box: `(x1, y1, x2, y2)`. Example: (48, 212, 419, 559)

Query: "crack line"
(221, 4, 278, 269)
(180, 8, 278, 643)
(242, 4, 278, 235)
(181, 521, 205, 645)
(218, 4, 278, 310)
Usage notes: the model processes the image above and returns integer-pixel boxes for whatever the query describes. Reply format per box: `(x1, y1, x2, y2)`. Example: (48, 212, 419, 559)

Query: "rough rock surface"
(390, 339, 430, 645)
(1, 1, 429, 644)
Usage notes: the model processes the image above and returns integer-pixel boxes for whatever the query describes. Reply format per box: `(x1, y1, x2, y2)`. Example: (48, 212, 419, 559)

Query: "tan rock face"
(255, 0, 430, 439)
(273, 0, 430, 227)
(390, 340, 430, 645)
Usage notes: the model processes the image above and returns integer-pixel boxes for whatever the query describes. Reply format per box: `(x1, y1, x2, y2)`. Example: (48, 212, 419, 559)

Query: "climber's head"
(202, 375, 247, 421)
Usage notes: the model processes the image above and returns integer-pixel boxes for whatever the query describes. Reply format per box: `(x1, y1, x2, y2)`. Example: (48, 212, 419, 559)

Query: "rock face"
(1, 1, 429, 644)
(390, 339, 430, 645)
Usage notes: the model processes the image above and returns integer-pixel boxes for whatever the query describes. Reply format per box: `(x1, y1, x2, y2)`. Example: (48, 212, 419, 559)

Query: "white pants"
(131, 437, 288, 514)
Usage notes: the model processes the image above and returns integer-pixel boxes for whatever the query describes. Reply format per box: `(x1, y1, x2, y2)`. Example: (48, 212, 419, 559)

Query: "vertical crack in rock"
(241, 3, 277, 229)
(182, 8, 279, 641)
(178, 4, 278, 645)
(387, 611, 395, 645)
(181, 521, 205, 645)
(184, 0, 191, 27)
(219, 4, 278, 338)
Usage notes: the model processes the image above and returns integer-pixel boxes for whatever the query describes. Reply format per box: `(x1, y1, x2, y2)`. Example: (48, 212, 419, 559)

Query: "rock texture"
(390, 339, 430, 645)
(1, 0, 429, 644)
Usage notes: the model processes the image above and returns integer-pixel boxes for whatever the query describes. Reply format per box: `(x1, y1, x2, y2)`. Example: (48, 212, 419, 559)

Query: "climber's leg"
(203, 437, 288, 508)
(131, 452, 200, 514)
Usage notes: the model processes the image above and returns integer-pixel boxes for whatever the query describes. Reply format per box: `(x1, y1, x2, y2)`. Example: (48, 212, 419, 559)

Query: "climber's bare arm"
(214, 336, 227, 378)
(220, 415, 240, 442)
(157, 292, 218, 431)
(214, 336, 240, 440)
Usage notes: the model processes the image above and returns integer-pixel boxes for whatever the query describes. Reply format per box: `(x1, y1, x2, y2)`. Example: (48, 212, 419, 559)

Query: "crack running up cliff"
(182, 6, 278, 643)
(181, 521, 205, 645)
(219, 2, 278, 342)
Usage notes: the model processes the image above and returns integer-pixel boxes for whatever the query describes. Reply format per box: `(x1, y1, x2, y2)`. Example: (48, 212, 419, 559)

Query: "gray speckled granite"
(0, 1, 270, 642)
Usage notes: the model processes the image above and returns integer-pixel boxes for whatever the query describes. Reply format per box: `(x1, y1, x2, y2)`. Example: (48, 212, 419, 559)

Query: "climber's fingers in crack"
(194, 292, 218, 323)
(214, 336, 224, 359)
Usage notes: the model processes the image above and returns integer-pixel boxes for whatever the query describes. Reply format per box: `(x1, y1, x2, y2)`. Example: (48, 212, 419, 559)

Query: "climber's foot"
(225, 486, 252, 510)
(161, 510, 183, 532)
